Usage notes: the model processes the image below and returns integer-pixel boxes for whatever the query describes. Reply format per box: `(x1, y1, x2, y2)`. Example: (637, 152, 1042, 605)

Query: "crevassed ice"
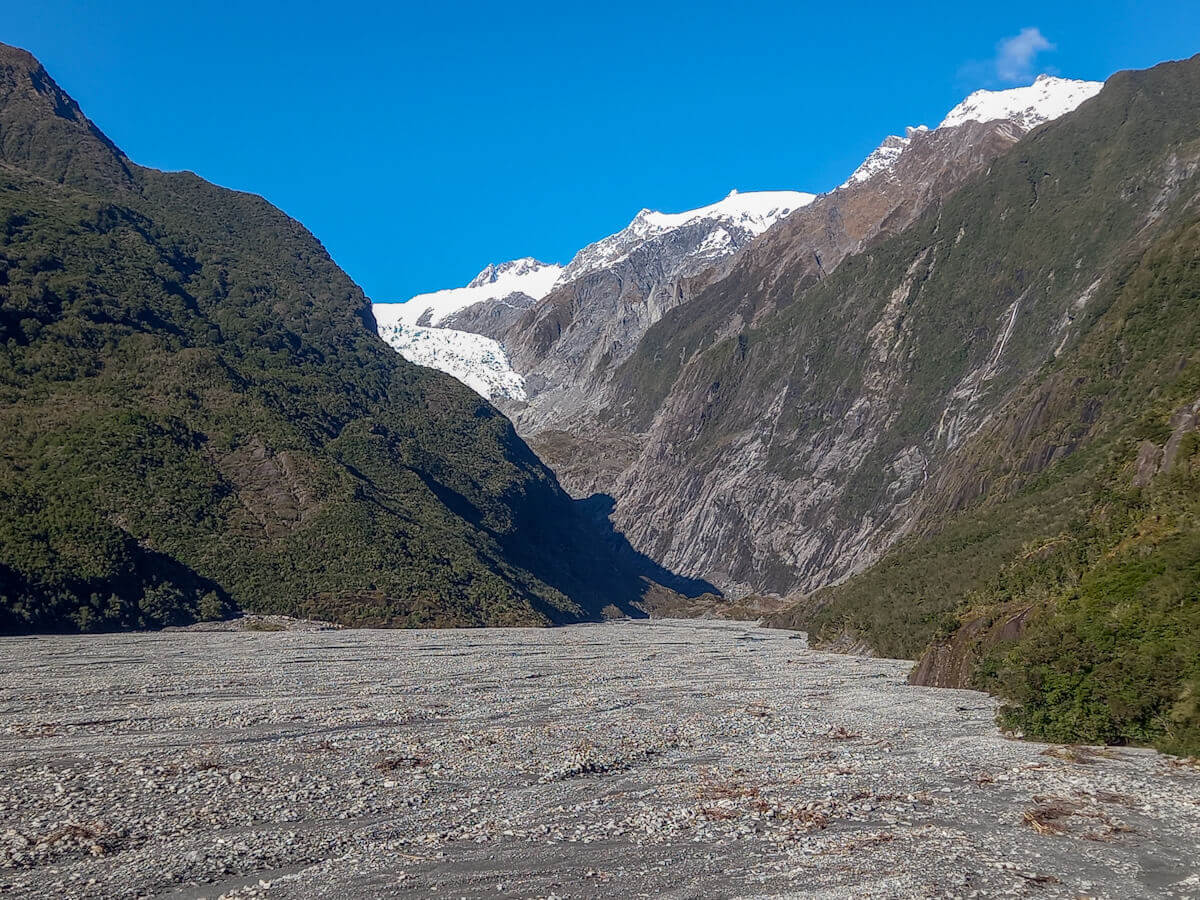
(377, 321, 527, 401)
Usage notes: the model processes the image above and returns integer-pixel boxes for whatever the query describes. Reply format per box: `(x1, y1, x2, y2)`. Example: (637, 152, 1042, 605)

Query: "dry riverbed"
(1, 620, 1198, 899)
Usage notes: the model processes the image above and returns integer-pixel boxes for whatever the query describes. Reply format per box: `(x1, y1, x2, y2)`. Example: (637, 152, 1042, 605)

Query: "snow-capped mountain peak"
(629, 189, 817, 237)
(467, 256, 551, 289)
(374, 257, 563, 328)
(563, 189, 816, 280)
(939, 74, 1103, 130)
(841, 75, 1103, 190)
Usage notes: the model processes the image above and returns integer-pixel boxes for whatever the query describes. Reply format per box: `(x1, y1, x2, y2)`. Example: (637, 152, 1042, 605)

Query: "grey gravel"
(1, 619, 1198, 899)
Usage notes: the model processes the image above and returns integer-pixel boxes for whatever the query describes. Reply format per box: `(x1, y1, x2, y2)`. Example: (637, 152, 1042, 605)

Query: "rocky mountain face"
(496, 191, 815, 432)
(596, 63, 1198, 602)
(588, 114, 1076, 594)
(508, 82, 1103, 570)
(376, 79, 1109, 521)
(0, 42, 708, 634)
(362, 70, 1136, 607)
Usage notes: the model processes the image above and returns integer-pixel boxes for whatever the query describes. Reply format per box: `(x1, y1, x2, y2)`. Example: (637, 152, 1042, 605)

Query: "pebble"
(0, 620, 1197, 898)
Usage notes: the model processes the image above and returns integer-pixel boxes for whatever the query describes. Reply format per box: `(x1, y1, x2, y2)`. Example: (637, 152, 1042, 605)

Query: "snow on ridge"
(467, 256, 549, 289)
(939, 74, 1103, 130)
(839, 75, 1103, 190)
(562, 189, 816, 280)
(637, 189, 818, 236)
(376, 321, 526, 401)
(375, 258, 563, 328)
(840, 127, 929, 189)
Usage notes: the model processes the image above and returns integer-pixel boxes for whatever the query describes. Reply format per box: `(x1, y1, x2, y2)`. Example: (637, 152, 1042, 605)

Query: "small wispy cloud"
(995, 27, 1055, 83)
(958, 27, 1057, 89)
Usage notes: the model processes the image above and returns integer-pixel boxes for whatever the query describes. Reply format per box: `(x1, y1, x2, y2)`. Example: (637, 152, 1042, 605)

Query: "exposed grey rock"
(1, 622, 1197, 898)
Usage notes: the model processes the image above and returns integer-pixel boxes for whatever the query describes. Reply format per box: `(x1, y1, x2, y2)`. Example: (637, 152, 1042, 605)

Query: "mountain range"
(1, 40, 1197, 754)
(370, 72, 1113, 590)
(371, 62, 1200, 753)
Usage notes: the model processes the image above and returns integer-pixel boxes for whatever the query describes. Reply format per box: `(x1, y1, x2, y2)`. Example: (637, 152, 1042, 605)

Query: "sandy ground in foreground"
(1, 619, 1198, 899)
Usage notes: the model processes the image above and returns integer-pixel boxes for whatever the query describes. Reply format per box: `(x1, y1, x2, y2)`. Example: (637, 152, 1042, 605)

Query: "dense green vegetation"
(976, 478, 1200, 756)
(0, 43, 693, 633)
(961, 222, 1200, 756)
(771, 136, 1200, 754)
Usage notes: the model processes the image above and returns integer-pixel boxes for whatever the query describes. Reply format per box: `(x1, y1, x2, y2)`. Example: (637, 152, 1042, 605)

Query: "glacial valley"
(2, 621, 1198, 899)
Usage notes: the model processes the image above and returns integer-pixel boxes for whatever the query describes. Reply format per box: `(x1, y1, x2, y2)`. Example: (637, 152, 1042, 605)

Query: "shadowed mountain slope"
(0, 42, 710, 633)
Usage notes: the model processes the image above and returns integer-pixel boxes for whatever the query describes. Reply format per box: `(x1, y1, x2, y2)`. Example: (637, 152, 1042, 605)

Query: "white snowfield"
(562, 189, 816, 281)
(842, 75, 1104, 189)
(375, 320, 527, 401)
(375, 257, 563, 328)
(637, 189, 817, 235)
(939, 74, 1104, 130)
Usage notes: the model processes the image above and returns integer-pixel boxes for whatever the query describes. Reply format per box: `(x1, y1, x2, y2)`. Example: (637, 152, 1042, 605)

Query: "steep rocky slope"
(560, 79, 1104, 593)
(0, 42, 704, 633)
(373, 78, 1101, 444)
(496, 191, 815, 432)
(764, 58, 1200, 751)
(447, 79, 1104, 504)
(367, 73, 1116, 598)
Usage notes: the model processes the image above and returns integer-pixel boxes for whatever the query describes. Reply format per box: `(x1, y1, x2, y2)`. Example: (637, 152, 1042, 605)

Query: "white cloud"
(994, 27, 1055, 83)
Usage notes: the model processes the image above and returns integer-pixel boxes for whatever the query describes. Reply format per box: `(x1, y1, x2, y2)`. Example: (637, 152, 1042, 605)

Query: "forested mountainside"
(747, 56, 1200, 754)
(0, 42, 706, 633)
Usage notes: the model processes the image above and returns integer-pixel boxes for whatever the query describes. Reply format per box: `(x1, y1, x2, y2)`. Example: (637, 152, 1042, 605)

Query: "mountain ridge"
(595, 60, 1191, 597)
(372, 76, 1105, 423)
(0, 41, 709, 633)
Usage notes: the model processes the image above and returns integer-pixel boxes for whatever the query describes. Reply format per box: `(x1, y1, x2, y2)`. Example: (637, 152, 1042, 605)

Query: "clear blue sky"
(6, 1, 1197, 300)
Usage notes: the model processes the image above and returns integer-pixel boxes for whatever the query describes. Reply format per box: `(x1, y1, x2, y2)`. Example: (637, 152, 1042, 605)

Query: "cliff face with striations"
(569, 100, 1108, 594)
(601, 62, 1198, 600)
(370, 74, 1118, 602)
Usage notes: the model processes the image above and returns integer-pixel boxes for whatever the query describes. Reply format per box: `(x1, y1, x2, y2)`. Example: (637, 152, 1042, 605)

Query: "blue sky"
(6, 1, 1198, 300)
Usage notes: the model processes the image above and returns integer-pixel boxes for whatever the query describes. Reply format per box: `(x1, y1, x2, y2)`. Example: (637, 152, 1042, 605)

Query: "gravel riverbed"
(1, 619, 1198, 898)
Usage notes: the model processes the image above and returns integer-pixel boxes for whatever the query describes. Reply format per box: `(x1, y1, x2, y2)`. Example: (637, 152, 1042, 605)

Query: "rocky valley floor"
(1, 620, 1198, 899)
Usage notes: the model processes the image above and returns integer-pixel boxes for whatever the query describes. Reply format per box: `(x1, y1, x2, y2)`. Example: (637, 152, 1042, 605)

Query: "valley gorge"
(1, 23, 1199, 900)
(2, 35, 1198, 762)
(374, 76, 1119, 599)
